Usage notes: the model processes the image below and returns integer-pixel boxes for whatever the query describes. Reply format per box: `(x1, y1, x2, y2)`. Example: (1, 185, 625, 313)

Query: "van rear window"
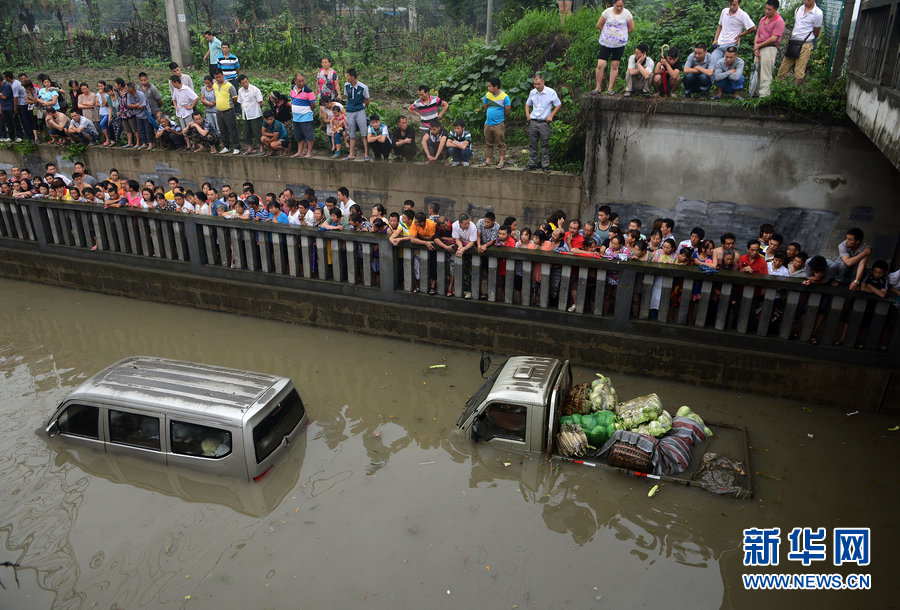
(253, 389, 305, 464)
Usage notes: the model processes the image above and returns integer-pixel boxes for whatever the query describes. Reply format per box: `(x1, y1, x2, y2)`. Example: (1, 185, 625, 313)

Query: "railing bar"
(286, 234, 299, 277)
(243, 229, 257, 271)
(472, 254, 482, 300)
(521, 260, 532, 306)
(300, 235, 312, 278)
(558, 264, 571, 312)
(756, 288, 777, 336)
(693, 280, 712, 327)
(137, 216, 150, 256)
(202, 225, 216, 265)
(594, 269, 607, 316)
(865, 300, 890, 350)
(173, 222, 186, 261)
(437, 250, 447, 296)
(844, 297, 868, 348)
(315, 237, 327, 279)
(46, 208, 61, 245)
(538, 260, 549, 308)
(799, 293, 822, 342)
(821, 295, 846, 345)
(216, 226, 229, 268)
(779, 290, 801, 339)
(346, 242, 356, 285)
(715, 282, 733, 330)
(657, 276, 673, 323)
(487, 255, 498, 302)
(419, 249, 429, 293)
(736, 285, 754, 334)
(677, 278, 693, 324)
(504, 257, 514, 304)
(362, 242, 372, 287)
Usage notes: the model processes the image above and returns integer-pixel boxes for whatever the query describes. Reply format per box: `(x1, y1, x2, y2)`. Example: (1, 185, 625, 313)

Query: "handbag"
(785, 31, 812, 59)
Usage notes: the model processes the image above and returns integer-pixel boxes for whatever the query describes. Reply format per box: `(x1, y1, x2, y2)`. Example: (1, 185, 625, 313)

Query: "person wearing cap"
(712, 45, 745, 99)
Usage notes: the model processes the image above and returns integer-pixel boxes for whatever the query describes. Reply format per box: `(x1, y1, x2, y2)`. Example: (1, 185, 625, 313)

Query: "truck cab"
(456, 356, 570, 455)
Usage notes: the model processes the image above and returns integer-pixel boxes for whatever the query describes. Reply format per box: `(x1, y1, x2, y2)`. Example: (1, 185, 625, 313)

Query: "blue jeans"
(449, 146, 472, 163)
(716, 75, 745, 94)
(683, 72, 712, 94)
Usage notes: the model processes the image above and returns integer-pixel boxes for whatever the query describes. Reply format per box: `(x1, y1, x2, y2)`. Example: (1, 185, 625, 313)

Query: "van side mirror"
(46, 419, 59, 437)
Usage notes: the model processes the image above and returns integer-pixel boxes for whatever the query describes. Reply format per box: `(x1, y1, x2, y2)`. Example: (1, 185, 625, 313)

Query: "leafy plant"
(62, 143, 87, 162)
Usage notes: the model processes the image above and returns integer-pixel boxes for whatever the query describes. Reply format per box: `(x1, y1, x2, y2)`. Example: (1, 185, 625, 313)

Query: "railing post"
(380, 238, 396, 295)
(183, 216, 203, 272)
(612, 268, 636, 330)
(27, 201, 49, 248)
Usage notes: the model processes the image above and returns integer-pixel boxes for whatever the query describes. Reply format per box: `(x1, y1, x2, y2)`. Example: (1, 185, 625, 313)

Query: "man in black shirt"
(391, 115, 417, 161)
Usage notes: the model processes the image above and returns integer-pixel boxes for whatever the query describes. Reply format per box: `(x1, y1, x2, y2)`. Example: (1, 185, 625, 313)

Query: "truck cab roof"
(486, 356, 561, 407)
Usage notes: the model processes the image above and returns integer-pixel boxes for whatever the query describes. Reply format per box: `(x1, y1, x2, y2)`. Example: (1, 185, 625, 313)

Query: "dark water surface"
(0, 279, 896, 610)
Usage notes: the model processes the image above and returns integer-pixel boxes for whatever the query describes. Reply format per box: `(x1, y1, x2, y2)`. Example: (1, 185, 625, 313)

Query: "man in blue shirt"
(203, 31, 223, 77)
(261, 110, 289, 155)
(481, 77, 510, 168)
(343, 68, 370, 161)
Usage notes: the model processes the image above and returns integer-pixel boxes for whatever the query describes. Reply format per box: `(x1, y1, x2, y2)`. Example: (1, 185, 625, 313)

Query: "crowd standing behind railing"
(3, 163, 898, 311)
(0, 0, 825, 170)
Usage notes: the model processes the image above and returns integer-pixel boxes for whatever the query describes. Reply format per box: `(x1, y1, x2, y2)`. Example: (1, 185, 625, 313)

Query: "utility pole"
(485, 0, 493, 43)
(408, 0, 417, 33)
(830, 0, 856, 79)
(165, 0, 192, 67)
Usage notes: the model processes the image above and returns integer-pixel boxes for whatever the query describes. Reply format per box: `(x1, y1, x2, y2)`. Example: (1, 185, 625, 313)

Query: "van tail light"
(253, 466, 273, 482)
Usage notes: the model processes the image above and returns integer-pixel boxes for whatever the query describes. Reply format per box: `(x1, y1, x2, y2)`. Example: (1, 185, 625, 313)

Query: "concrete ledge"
(1, 246, 894, 411)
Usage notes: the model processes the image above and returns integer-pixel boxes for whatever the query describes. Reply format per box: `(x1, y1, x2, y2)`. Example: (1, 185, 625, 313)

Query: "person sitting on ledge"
(624, 43, 654, 96)
(683, 43, 715, 97)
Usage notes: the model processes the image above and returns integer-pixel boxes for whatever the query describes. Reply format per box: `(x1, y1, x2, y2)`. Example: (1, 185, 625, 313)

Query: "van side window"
(170, 421, 232, 459)
(109, 410, 161, 450)
(482, 403, 527, 443)
(58, 404, 99, 439)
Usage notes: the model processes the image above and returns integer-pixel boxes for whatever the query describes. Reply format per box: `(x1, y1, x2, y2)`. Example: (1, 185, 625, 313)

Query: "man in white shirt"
(451, 213, 478, 298)
(524, 73, 562, 171)
(337, 186, 356, 216)
(170, 75, 198, 131)
(237, 75, 263, 154)
(624, 43, 655, 96)
(710, 0, 756, 67)
(777, 0, 823, 83)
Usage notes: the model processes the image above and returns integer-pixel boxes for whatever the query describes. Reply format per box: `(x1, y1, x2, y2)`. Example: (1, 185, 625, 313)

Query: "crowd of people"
(0, 0, 823, 169)
(594, 0, 824, 98)
(5, 163, 897, 308)
(0, 36, 561, 170)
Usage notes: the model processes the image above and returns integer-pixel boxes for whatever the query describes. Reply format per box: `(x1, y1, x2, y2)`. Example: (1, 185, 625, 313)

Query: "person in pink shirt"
(753, 0, 785, 96)
(123, 180, 143, 208)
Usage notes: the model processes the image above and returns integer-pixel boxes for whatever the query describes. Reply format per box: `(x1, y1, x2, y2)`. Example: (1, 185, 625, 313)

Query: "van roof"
(65, 356, 289, 422)
(486, 356, 560, 406)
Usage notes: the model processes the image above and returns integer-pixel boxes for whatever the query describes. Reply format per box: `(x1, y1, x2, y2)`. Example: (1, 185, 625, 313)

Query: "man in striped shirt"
(409, 85, 448, 134)
(290, 73, 317, 158)
(218, 44, 240, 85)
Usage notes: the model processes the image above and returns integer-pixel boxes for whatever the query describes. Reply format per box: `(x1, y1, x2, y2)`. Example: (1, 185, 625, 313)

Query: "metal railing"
(1, 198, 896, 364)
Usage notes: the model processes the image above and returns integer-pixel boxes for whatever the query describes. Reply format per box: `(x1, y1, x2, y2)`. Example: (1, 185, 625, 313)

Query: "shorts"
(293, 121, 315, 142)
(346, 110, 367, 138)
(598, 45, 625, 61)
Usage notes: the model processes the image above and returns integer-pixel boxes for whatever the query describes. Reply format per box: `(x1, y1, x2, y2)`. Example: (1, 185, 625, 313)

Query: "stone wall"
(0, 145, 584, 230)
(1, 246, 895, 411)
(847, 73, 900, 172)
(584, 96, 900, 260)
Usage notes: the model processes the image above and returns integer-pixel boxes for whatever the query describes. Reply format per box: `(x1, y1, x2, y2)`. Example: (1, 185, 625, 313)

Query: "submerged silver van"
(45, 356, 307, 481)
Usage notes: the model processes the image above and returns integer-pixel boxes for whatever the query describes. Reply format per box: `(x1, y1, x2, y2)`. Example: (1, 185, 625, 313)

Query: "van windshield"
(253, 389, 305, 464)
(456, 364, 503, 428)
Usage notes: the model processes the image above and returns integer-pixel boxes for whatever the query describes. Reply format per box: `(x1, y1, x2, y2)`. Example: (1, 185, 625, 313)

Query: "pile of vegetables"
(589, 374, 618, 412)
(557, 375, 716, 450)
(615, 393, 663, 429)
(677, 405, 714, 438)
(560, 411, 619, 447)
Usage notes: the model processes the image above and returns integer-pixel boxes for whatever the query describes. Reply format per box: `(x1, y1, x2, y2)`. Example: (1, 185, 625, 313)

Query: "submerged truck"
(456, 356, 753, 497)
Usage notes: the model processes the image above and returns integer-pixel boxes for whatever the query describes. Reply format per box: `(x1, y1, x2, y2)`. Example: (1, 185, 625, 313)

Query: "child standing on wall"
(328, 102, 346, 158)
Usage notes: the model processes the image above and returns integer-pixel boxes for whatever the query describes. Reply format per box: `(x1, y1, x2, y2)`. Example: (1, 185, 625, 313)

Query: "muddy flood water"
(0, 279, 897, 610)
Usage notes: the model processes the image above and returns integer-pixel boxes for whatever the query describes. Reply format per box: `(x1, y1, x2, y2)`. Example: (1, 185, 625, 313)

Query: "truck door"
(544, 360, 571, 456)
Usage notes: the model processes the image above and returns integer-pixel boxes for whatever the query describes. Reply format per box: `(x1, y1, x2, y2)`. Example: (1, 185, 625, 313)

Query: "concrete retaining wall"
(584, 97, 900, 260)
(847, 73, 900, 172)
(1, 246, 894, 411)
(0, 145, 584, 230)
